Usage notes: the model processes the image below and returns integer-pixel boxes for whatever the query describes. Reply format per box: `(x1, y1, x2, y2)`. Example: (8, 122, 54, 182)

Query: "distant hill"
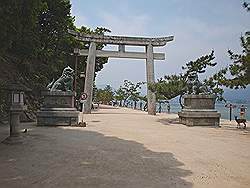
(223, 86, 250, 103)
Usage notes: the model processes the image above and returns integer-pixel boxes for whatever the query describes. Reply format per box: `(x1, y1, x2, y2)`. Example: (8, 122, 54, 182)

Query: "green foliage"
(94, 85, 114, 104)
(224, 33, 250, 89)
(121, 80, 145, 103)
(0, 0, 42, 58)
(114, 80, 144, 105)
(204, 68, 228, 101)
(155, 93, 168, 102)
(76, 26, 111, 74)
(149, 74, 186, 100)
(0, 0, 110, 88)
(0, 0, 110, 84)
(221, 2, 250, 89)
(150, 51, 224, 101)
(114, 87, 126, 102)
(38, 0, 74, 57)
(0, 0, 110, 116)
(182, 50, 216, 76)
(243, 1, 250, 11)
(138, 95, 147, 102)
(73, 27, 110, 98)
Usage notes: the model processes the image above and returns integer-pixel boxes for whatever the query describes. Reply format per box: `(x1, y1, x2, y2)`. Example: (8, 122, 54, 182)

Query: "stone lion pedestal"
(37, 91, 79, 126)
(178, 94, 220, 126)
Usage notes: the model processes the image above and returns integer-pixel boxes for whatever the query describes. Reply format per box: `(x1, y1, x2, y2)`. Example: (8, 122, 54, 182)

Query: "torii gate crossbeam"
(69, 30, 174, 115)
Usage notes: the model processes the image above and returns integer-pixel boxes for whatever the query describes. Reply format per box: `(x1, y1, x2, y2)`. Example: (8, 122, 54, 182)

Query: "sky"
(71, 0, 249, 101)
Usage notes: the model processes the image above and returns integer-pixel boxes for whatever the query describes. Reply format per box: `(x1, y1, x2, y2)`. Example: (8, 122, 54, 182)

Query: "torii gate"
(69, 30, 174, 115)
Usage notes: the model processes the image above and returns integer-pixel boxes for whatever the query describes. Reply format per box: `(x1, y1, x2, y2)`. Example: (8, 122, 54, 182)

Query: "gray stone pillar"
(9, 104, 24, 136)
(10, 111, 20, 136)
(84, 42, 97, 113)
(146, 43, 156, 115)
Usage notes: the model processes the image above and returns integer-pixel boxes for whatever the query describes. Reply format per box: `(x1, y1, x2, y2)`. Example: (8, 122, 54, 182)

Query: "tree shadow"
(0, 126, 193, 188)
(157, 118, 183, 126)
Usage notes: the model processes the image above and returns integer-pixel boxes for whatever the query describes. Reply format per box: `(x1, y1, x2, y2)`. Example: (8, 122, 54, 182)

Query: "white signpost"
(80, 93, 88, 113)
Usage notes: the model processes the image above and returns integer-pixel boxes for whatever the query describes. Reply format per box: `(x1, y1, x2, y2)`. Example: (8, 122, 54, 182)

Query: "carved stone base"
(37, 91, 79, 126)
(178, 95, 221, 126)
(178, 109, 220, 126)
(37, 109, 79, 126)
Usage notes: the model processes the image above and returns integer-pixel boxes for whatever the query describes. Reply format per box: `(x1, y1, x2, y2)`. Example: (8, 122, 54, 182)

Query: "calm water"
(158, 102, 250, 121)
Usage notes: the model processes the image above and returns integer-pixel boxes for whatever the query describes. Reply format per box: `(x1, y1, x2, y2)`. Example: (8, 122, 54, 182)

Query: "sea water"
(158, 102, 250, 121)
(124, 100, 249, 121)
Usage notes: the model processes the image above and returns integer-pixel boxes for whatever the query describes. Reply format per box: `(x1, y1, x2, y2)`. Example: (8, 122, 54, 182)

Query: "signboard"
(225, 103, 236, 108)
(81, 93, 88, 100)
(79, 93, 88, 112)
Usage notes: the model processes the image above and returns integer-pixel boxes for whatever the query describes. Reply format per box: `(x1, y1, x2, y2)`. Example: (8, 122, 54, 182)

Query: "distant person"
(75, 99, 79, 111)
(167, 104, 170, 113)
(143, 103, 148, 111)
(240, 105, 247, 120)
(139, 102, 143, 110)
(158, 104, 162, 113)
(79, 98, 84, 112)
(133, 102, 137, 109)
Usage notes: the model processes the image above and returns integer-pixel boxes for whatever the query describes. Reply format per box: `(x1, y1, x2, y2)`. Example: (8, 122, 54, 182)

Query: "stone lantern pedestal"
(37, 91, 79, 126)
(0, 83, 31, 144)
(9, 104, 26, 136)
(178, 94, 221, 126)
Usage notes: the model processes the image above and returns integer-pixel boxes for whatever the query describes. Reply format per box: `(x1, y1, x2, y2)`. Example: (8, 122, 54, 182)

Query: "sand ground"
(0, 105, 249, 188)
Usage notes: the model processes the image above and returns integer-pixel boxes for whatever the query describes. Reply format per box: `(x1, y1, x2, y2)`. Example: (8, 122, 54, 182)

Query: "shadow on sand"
(0, 126, 192, 188)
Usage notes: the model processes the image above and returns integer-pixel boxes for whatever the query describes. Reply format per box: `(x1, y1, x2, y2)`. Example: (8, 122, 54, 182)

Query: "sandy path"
(0, 105, 249, 188)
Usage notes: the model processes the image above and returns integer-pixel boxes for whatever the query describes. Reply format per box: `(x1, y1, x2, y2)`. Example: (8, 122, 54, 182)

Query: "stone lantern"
(1, 83, 31, 138)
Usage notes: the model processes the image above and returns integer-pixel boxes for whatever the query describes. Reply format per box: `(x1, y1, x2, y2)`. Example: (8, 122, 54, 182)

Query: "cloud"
(73, 15, 88, 28)
(98, 11, 151, 36)
(70, 0, 88, 27)
(154, 15, 248, 79)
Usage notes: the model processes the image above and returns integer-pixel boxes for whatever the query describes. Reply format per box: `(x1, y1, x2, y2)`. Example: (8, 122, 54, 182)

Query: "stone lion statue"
(47, 66, 74, 91)
(186, 72, 208, 95)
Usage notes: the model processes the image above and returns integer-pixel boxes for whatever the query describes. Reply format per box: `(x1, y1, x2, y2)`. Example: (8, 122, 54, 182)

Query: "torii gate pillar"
(84, 42, 96, 113)
(146, 43, 156, 115)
